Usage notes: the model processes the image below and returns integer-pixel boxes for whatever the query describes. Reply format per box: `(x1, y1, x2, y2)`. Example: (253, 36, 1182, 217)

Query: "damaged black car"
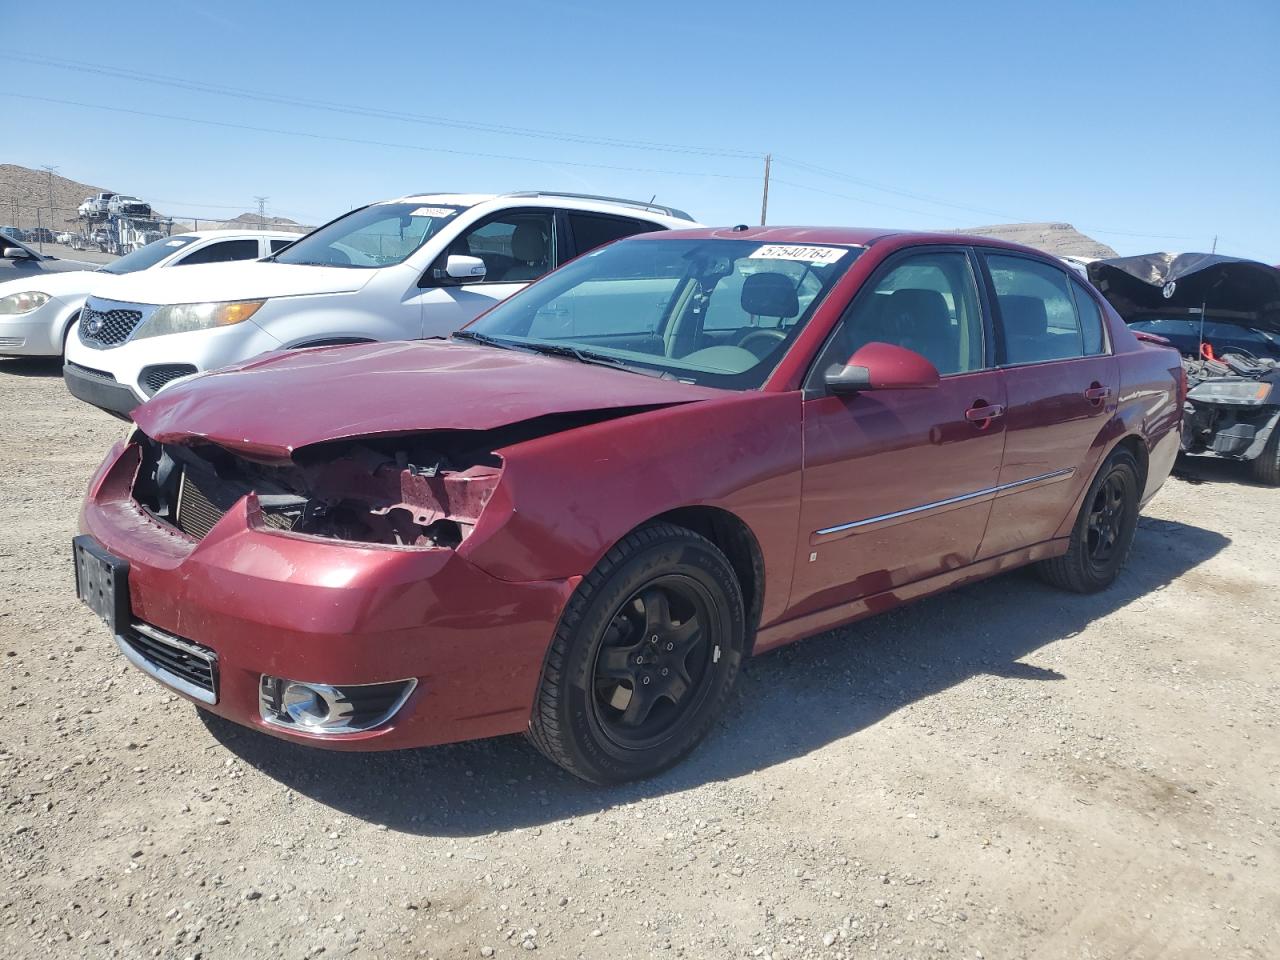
(1088, 253, 1280, 484)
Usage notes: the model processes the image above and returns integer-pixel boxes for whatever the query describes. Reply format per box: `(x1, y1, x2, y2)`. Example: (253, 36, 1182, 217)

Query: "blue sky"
(4, 0, 1278, 261)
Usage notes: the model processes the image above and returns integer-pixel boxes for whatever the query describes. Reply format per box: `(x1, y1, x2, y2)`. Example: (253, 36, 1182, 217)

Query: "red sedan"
(74, 227, 1183, 782)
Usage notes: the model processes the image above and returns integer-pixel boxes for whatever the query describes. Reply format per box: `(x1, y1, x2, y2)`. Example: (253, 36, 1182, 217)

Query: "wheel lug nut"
(642, 676, 651, 685)
(651, 634, 659, 642)
(661, 668, 669, 676)
(666, 642, 674, 651)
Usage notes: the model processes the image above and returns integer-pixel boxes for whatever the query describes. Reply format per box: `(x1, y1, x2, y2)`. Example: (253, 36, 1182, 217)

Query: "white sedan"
(0, 230, 298, 359)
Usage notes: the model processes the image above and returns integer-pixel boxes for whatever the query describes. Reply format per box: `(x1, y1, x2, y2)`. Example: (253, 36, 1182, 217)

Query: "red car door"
(789, 248, 1008, 620)
(975, 253, 1119, 559)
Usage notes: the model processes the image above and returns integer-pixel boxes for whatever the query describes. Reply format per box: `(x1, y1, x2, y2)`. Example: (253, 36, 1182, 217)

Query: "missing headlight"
(129, 432, 501, 548)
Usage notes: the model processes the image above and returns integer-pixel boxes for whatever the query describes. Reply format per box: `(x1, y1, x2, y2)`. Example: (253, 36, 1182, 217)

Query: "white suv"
(63, 192, 694, 417)
(1, 230, 297, 359)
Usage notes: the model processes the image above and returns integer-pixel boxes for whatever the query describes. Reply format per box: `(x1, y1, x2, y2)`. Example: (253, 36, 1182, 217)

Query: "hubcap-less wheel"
(592, 576, 716, 750)
(1086, 472, 1128, 567)
(1035, 448, 1141, 594)
(526, 522, 745, 783)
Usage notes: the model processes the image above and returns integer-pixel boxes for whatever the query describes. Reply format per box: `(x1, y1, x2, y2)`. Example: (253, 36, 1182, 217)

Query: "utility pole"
(1211, 235, 1218, 253)
(41, 165, 59, 236)
(254, 196, 269, 224)
(760, 153, 772, 226)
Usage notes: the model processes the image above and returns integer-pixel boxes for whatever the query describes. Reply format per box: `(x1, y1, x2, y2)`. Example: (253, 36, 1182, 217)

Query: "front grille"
(80, 305, 144, 347)
(122, 623, 217, 701)
(140, 363, 197, 396)
(65, 360, 117, 382)
(175, 469, 230, 539)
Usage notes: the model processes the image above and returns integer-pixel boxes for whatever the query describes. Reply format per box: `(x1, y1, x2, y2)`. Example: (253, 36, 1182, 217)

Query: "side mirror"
(824, 341, 940, 394)
(3, 247, 33, 259)
(433, 254, 486, 286)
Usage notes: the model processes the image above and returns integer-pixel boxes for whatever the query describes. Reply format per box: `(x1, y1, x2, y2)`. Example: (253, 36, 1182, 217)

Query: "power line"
(1, 92, 762, 184)
(4, 51, 759, 161)
(8, 51, 1199, 241)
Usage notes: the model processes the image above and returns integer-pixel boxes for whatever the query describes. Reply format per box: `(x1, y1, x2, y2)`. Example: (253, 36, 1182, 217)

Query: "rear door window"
(985, 254, 1086, 364)
(567, 213, 660, 257)
(1071, 279, 1107, 355)
(175, 238, 261, 266)
(269, 238, 294, 253)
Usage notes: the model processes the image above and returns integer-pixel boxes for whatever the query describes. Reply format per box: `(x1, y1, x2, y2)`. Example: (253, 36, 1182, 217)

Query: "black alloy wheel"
(527, 523, 745, 783)
(590, 576, 717, 750)
(1085, 471, 1128, 570)
(1037, 448, 1141, 594)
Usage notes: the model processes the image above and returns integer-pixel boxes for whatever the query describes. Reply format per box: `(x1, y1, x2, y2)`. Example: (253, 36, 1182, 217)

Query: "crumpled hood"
(92, 259, 379, 305)
(1088, 253, 1280, 334)
(133, 339, 726, 459)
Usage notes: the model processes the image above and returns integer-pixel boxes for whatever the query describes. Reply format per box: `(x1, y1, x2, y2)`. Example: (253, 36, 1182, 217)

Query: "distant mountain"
(0, 163, 111, 230)
(954, 222, 1118, 260)
(219, 212, 308, 233)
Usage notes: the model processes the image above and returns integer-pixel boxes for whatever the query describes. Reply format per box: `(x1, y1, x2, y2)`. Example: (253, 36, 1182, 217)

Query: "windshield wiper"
(452, 329, 520, 351)
(518, 341, 664, 377)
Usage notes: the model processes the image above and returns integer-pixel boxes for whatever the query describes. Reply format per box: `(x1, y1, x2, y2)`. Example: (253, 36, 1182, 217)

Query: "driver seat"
(501, 222, 549, 282)
(737, 272, 800, 358)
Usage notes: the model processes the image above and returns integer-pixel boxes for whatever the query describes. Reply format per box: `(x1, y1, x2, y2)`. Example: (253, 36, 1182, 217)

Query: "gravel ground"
(1, 357, 1276, 960)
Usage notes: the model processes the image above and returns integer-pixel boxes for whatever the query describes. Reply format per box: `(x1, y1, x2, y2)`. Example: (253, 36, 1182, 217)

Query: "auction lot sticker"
(749, 244, 848, 264)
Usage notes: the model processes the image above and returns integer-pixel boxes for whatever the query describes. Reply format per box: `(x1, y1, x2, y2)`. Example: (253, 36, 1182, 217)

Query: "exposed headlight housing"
(132, 299, 266, 340)
(0, 291, 51, 316)
(1187, 379, 1273, 406)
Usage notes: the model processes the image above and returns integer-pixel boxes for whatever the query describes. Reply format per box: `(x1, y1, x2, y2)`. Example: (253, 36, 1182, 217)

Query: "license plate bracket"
(73, 535, 130, 634)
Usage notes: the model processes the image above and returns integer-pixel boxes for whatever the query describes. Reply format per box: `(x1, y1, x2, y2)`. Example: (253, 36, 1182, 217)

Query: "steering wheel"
(735, 327, 788, 358)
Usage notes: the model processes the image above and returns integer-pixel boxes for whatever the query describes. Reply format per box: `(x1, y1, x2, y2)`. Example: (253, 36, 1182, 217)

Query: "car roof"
(638, 224, 1060, 258)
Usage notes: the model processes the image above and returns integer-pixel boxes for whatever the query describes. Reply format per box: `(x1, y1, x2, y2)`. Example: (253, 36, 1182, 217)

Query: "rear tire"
(1248, 426, 1280, 485)
(527, 523, 745, 784)
(1037, 448, 1141, 594)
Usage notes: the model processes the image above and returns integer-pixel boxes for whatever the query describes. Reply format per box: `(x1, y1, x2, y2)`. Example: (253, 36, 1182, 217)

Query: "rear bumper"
(79, 441, 578, 750)
(64, 360, 143, 419)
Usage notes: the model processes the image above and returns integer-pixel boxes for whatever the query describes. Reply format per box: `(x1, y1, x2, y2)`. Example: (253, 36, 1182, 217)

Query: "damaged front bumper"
(1181, 401, 1280, 461)
(78, 439, 578, 750)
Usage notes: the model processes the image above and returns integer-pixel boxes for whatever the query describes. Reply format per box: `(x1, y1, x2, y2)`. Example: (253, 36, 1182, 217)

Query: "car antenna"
(1197, 274, 1226, 362)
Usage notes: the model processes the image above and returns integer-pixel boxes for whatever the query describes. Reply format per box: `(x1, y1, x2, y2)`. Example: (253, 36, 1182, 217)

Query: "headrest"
(884, 288, 950, 330)
(741, 272, 800, 318)
(999, 295, 1048, 338)
(511, 222, 546, 262)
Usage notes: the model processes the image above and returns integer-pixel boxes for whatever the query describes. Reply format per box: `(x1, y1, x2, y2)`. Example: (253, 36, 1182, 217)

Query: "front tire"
(1248, 425, 1280, 485)
(1037, 448, 1141, 594)
(527, 523, 745, 784)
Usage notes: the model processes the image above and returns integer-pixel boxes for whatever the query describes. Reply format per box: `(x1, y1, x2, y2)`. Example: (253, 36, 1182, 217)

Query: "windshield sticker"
(749, 244, 848, 264)
(409, 206, 457, 218)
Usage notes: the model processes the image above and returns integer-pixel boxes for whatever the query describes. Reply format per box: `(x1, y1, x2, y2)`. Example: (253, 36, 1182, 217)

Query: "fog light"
(259, 675, 417, 734)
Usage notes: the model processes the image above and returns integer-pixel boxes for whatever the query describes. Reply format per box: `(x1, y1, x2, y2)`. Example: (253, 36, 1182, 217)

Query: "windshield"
(463, 237, 862, 389)
(99, 235, 198, 274)
(273, 202, 464, 268)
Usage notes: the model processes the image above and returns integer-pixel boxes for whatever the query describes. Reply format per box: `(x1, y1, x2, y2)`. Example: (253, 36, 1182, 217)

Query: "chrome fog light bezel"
(258, 675, 417, 734)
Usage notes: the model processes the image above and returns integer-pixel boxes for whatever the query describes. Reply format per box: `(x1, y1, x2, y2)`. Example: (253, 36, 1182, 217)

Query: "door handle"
(965, 402, 1005, 428)
(1084, 383, 1112, 404)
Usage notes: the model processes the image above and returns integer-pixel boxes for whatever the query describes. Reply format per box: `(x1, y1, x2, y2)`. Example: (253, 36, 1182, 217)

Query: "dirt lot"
(0, 358, 1276, 960)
